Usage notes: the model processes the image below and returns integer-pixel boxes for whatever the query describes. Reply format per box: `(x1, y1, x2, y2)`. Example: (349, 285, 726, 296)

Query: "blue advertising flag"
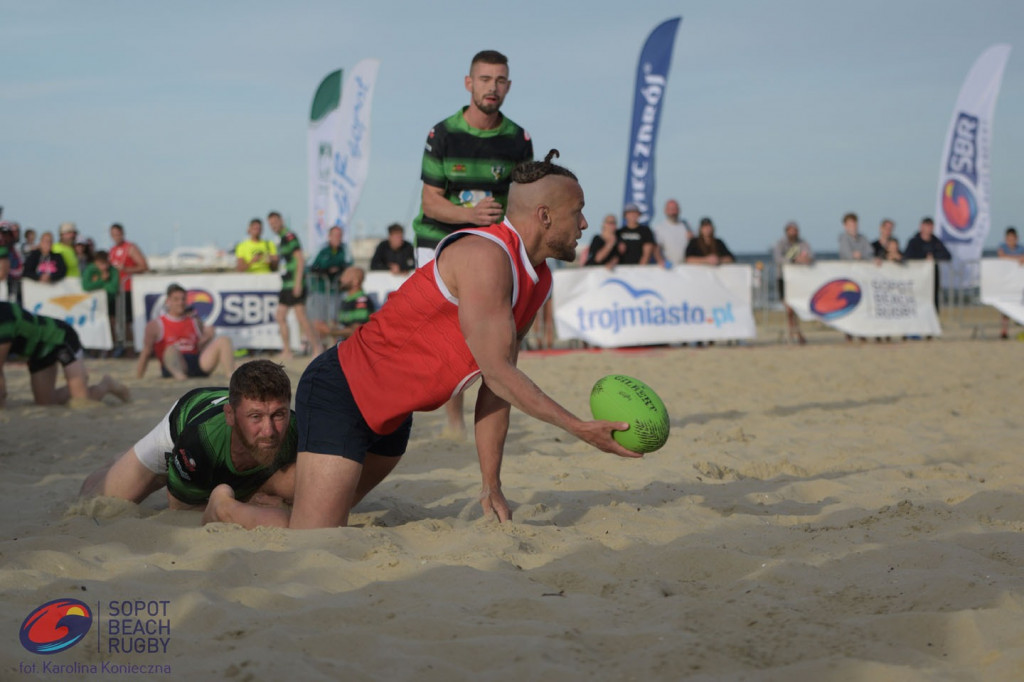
(622, 17, 681, 224)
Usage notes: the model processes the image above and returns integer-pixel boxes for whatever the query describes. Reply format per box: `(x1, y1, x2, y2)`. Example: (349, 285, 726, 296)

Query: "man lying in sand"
(0, 301, 130, 408)
(202, 151, 640, 530)
(80, 359, 296, 510)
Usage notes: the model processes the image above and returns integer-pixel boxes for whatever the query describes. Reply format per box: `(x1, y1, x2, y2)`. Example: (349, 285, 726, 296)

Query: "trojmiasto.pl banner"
(553, 264, 754, 347)
(131, 274, 302, 352)
(784, 261, 942, 337)
(21, 279, 112, 350)
(980, 258, 1024, 325)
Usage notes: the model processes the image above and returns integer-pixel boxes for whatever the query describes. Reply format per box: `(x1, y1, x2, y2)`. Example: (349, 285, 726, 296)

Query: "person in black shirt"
(370, 224, 416, 274)
(903, 217, 951, 310)
(585, 214, 620, 268)
(615, 203, 657, 265)
(685, 217, 735, 265)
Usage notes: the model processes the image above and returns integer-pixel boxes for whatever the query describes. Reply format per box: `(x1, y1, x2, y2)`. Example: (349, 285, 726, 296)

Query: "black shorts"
(296, 348, 411, 463)
(160, 353, 209, 378)
(777, 278, 785, 301)
(279, 288, 307, 306)
(28, 321, 84, 373)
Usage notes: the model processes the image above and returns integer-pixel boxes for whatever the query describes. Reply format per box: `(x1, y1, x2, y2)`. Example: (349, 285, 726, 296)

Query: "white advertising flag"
(935, 45, 1011, 268)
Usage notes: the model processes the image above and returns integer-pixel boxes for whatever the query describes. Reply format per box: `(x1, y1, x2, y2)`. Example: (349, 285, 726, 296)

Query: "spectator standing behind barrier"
(616, 203, 659, 266)
(234, 219, 278, 273)
(314, 267, 376, 345)
(685, 217, 735, 265)
(53, 222, 81, 277)
(20, 228, 37, 258)
(108, 223, 149, 357)
(585, 214, 619, 268)
(23, 232, 67, 283)
(903, 217, 951, 311)
(410, 49, 533, 439)
(136, 283, 234, 380)
(81, 250, 120, 319)
(838, 212, 872, 261)
(773, 221, 813, 344)
(996, 226, 1024, 339)
(652, 198, 693, 266)
(0, 301, 130, 408)
(0, 222, 15, 300)
(309, 226, 352, 293)
(871, 218, 899, 260)
(370, 224, 416, 274)
(267, 211, 322, 361)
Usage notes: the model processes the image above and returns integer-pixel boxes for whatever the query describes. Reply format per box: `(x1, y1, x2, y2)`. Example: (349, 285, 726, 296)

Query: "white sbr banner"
(21, 279, 113, 350)
(980, 258, 1024, 324)
(132, 274, 302, 352)
(784, 261, 942, 337)
(553, 264, 755, 347)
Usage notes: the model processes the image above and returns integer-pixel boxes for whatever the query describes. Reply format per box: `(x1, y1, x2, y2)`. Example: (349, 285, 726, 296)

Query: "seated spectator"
(0, 301, 130, 407)
(903, 217, 951, 311)
(772, 221, 813, 344)
(370, 223, 416, 274)
(996, 226, 1024, 338)
(871, 218, 899, 260)
(23, 232, 67, 283)
(136, 283, 235, 381)
(81, 250, 120, 319)
(615, 203, 659, 266)
(838, 212, 872, 261)
(234, 219, 278, 273)
(584, 214, 619, 268)
(685, 217, 735, 265)
(309, 226, 352, 294)
(313, 267, 376, 345)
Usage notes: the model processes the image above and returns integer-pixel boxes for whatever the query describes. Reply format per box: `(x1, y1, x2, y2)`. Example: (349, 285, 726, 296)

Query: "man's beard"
(238, 431, 281, 465)
(475, 95, 501, 115)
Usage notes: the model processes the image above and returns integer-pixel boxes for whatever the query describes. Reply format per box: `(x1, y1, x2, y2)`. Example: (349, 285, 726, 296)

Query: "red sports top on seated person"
(153, 314, 201, 362)
(338, 220, 552, 434)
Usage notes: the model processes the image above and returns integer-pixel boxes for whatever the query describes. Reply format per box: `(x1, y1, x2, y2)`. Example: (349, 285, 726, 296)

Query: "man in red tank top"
(136, 283, 235, 380)
(108, 223, 149, 353)
(203, 151, 643, 530)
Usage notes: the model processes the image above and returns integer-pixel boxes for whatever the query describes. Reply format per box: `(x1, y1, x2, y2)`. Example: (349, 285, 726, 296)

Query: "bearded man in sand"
(203, 151, 642, 530)
(80, 359, 297, 510)
(0, 301, 130, 408)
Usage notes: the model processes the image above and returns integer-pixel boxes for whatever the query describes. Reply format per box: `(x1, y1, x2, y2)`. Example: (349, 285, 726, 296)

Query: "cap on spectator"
(59, 221, 77, 235)
(623, 203, 641, 214)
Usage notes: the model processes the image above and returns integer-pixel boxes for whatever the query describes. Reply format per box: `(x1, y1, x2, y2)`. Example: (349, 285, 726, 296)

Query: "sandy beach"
(2, 310, 1023, 681)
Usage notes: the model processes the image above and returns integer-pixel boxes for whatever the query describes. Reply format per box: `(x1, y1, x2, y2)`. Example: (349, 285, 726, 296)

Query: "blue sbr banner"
(622, 17, 681, 224)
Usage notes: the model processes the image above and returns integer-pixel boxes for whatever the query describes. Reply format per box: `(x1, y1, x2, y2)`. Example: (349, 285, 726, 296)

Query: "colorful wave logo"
(20, 599, 93, 654)
(810, 279, 861, 320)
(941, 179, 977, 232)
(185, 289, 216, 319)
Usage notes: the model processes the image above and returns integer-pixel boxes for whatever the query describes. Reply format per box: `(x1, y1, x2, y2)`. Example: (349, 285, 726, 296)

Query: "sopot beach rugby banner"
(784, 261, 942, 337)
(307, 59, 380, 251)
(935, 45, 1011, 267)
(553, 264, 755, 347)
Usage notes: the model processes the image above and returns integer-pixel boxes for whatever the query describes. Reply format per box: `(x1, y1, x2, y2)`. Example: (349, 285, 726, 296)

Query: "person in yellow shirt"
(234, 218, 278, 273)
(52, 222, 81, 277)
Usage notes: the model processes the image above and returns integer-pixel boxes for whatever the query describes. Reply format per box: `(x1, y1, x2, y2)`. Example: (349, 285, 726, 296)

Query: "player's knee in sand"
(161, 345, 188, 380)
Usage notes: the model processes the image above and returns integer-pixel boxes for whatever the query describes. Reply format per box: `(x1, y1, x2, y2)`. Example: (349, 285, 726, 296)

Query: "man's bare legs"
(79, 447, 165, 502)
(160, 345, 189, 381)
(278, 303, 323, 361)
(203, 452, 401, 529)
(199, 336, 235, 377)
(32, 360, 130, 405)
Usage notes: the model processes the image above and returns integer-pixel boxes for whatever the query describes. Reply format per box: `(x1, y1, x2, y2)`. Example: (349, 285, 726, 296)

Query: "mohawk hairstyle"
(511, 149, 578, 184)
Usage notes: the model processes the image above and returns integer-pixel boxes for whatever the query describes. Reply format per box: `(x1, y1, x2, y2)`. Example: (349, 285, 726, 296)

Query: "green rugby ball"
(589, 374, 670, 453)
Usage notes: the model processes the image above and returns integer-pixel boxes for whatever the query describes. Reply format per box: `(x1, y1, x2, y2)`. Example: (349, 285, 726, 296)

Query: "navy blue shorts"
(28, 322, 84, 373)
(296, 347, 411, 463)
(161, 353, 208, 378)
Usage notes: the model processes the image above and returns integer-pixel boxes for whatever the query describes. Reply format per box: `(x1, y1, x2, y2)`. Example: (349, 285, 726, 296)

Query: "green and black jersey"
(277, 227, 303, 290)
(165, 387, 298, 505)
(0, 302, 71, 359)
(411, 107, 533, 250)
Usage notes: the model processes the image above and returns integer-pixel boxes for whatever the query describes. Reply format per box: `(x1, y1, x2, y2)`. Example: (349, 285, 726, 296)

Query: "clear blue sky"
(2, 0, 1022, 255)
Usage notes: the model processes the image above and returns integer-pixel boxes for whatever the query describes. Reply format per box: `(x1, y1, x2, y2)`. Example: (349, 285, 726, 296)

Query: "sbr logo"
(941, 178, 978, 233)
(19, 599, 93, 655)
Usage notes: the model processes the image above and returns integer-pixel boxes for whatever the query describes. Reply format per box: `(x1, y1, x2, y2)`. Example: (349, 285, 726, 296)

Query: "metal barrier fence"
(306, 272, 343, 324)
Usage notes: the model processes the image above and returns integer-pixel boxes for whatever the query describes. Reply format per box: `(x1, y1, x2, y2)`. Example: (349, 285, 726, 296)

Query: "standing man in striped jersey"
(411, 49, 534, 438)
